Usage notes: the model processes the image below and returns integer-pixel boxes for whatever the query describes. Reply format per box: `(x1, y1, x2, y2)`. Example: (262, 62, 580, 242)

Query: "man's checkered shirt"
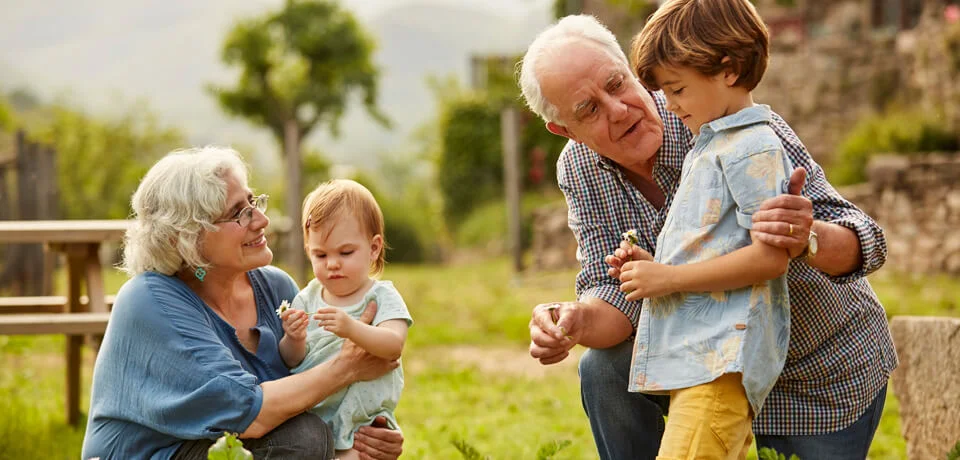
(557, 91, 898, 435)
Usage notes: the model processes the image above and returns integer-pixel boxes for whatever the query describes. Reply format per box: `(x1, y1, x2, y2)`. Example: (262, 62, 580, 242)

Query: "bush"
(830, 108, 958, 185)
(454, 192, 564, 254)
(436, 96, 503, 227)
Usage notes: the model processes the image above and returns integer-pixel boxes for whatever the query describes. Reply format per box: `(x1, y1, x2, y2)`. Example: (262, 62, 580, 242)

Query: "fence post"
(501, 107, 523, 274)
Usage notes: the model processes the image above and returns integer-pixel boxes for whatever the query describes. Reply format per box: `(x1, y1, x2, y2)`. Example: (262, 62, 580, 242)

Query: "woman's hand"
(279, 309, 308, 342)
(353, 416, 403, 460)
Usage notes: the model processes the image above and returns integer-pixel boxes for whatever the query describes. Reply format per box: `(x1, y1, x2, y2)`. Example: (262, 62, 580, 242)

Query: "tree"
(209, 0, 388, 281)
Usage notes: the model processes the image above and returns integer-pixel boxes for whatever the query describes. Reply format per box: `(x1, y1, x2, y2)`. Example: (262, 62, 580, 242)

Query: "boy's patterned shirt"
(627, 105, 792, 416)
(557, 91, 898, 435)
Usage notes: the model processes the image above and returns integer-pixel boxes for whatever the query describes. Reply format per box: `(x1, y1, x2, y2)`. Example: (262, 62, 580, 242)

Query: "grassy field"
(1, 259, 958, 459)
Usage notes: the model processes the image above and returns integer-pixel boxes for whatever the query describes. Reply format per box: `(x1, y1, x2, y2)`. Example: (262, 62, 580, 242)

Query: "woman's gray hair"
(518, 15, 629, 124)
(121, 146, 249, 276)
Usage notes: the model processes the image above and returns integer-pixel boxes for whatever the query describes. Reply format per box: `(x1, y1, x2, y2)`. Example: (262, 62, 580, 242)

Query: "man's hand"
(279, 309, 308, 342)
(529, 302, 584, 365)
(605, 241, 654, 279)
(354, 416, 403, 460)
(618, 260, 676, 301)
(314, 306, 358, 338)
(752, 167, 813, 258)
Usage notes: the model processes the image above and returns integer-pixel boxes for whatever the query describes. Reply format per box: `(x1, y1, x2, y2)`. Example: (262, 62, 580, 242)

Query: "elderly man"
(519, 15, 897, 460)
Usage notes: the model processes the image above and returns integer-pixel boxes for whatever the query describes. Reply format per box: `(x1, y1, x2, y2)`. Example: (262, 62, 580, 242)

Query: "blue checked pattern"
(558, 91, 898, 435)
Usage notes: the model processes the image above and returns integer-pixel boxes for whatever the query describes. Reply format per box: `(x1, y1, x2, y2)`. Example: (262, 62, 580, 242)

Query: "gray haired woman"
(81, 146, 403, 460)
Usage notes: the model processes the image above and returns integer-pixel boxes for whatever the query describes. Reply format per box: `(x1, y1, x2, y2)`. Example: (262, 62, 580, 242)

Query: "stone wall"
(531, 154, 960, 274)
(889, 316, 960, 460)
(841, 154, 960, 274)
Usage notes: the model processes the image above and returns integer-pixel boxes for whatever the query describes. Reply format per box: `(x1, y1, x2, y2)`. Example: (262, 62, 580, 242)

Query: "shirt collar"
(700, 104, 772, 135)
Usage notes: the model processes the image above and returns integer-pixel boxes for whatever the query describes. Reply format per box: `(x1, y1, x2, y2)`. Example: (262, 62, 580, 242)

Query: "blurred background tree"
(208, 0, 388, 281)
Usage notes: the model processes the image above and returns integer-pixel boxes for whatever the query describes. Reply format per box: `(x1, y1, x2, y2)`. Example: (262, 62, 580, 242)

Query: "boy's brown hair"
(631, 0, 769, 91)
(301, 179, 387, 275)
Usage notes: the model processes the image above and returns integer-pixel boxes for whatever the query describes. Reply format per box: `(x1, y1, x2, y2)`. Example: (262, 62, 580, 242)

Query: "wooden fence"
(0, 130, 59, 295)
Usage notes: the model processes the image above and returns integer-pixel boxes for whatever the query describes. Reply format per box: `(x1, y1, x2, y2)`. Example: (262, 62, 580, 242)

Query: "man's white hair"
(518, 15, 629, 125)
(121, 146, 249, 276)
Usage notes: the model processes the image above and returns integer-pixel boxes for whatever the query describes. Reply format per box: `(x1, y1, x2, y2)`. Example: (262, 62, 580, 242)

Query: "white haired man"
(519, 15, 896, 460)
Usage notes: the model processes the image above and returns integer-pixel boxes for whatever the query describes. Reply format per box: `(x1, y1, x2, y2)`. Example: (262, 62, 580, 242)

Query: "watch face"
(809, 233, 819, 255)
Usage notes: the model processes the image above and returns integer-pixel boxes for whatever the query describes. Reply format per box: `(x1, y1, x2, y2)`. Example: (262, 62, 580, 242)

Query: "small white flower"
(275, 300, 291, 317)
(622, 229, 640, 246)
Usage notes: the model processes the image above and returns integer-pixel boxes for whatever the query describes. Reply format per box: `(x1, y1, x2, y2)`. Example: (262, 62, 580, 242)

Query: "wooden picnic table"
(0, 219, 130, 425)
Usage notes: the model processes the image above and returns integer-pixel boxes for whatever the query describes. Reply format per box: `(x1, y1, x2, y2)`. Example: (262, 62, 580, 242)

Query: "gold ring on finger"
(789, 223, 794, 235)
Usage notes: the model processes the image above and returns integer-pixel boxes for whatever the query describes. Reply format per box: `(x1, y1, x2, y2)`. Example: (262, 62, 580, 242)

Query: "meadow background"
(3, 0, 960, 459)
(1, 259, 958, 459)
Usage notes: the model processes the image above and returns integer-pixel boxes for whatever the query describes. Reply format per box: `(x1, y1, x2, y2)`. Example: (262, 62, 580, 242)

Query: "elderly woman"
(81, 147, 403, 460)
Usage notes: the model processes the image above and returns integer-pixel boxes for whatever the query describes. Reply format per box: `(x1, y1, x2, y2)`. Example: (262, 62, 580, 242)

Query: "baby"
(279, 179, 412, 460)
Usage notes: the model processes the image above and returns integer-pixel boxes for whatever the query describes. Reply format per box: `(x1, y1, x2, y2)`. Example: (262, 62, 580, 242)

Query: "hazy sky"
(0, 0, 552, 168)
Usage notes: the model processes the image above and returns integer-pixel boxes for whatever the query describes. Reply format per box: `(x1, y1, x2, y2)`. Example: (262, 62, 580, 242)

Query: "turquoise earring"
(194, 267, 207, 282)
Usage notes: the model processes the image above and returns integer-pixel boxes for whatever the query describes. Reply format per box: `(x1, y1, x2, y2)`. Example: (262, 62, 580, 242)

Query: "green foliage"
(209, 0, 387, 146)
(947, 439, 960, 460)
(35, 103, 183, 219)
(452, 436, 571, 460)
(454, 192, 564, 253)
(536, 439, 572, 459)
(452, 437, 490, 460)
(829, 108, 958, 185)
(0, 96, 12, 131)
(757, 447, 800, 460)
(207, 433, 253, 460)
(437, 95, 504, 226)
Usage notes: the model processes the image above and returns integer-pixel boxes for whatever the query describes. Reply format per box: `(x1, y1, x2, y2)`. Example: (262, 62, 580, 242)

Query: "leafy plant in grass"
(452, 437, 571, 460)
(947, 439, 960, 460)
(758, 446, 800, 460)
(207, 433, 252, 460)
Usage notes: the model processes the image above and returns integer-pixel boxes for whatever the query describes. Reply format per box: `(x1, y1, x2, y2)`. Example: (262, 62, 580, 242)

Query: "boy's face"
(538, 40, 664, 171)
(305, 215, 382, 299)
(652, 65, 738, 135)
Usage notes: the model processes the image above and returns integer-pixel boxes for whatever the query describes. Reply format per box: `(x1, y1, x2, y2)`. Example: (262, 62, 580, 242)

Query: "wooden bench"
(0, 295, 116, 314)
(0, 312, 111, 335)
(0, 220, 129, 426)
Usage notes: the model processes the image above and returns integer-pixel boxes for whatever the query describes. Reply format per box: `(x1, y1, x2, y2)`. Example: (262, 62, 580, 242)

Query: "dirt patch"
(404, 345, 584, 380)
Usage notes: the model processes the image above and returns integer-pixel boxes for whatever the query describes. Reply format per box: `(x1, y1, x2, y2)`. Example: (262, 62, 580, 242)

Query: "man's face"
(538, 40, 664, 170)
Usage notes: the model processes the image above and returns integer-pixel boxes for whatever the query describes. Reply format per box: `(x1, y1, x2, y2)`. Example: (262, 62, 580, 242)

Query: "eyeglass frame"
(214, 194, 269, 227)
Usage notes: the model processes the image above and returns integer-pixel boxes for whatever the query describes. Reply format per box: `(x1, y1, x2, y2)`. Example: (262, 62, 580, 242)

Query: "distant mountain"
(0, 0, 553, 173)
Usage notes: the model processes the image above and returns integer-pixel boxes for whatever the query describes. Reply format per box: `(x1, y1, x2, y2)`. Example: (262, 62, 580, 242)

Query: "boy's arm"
(664, 235, 790, 293)
(343, 319, 408, 361)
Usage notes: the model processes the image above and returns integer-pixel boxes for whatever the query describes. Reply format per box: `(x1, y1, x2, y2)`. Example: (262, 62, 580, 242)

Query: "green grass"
(1, 259, 957, 459)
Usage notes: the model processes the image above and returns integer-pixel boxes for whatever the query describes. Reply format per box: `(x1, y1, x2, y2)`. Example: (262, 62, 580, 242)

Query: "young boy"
(613, 0, 793, 458)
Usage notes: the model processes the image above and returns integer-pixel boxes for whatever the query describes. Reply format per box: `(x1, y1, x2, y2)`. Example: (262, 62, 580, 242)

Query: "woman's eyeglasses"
(214, 194, 268, 227)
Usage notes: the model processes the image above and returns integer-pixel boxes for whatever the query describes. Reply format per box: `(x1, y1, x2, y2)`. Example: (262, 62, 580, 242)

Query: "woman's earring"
(194, 267, 207, 282)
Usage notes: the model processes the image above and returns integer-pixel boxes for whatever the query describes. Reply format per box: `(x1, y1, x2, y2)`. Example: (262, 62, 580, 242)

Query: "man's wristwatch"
(799, 229, 819, 260)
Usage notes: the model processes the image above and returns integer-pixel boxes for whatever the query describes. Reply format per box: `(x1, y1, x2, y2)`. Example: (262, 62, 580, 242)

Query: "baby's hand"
(313, 307, 356, 338)
(280, 309, 308, 342)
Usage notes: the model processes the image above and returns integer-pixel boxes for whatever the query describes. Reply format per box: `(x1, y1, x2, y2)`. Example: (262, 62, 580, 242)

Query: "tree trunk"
(284, 118, 305, 285)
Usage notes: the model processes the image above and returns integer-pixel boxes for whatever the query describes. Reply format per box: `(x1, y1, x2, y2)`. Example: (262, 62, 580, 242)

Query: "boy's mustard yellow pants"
(657, 373, 754, 460)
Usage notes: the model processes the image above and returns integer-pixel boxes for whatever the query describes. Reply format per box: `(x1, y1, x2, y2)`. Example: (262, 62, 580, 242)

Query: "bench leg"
(66, 334, 82, 426)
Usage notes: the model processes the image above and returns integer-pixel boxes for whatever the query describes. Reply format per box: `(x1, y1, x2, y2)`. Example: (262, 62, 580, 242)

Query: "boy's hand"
(619, 260, 676, 301)
(280, 309, 308, 342)
(605, 240, 654, 279)
(314, 307, 358, 338)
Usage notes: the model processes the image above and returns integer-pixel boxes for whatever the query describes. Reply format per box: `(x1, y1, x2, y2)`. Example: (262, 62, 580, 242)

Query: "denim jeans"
(579, 340, 887, 460)
(174, 412, 334, 460)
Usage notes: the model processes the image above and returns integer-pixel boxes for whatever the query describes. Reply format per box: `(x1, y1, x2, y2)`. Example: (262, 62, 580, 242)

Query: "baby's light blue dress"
(290, 279, 412, 450)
